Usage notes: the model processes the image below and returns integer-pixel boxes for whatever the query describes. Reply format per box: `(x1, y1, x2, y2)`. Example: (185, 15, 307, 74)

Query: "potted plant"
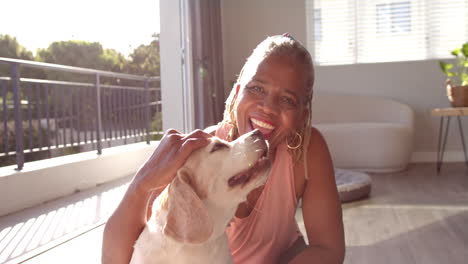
(439, 42, 468, 107)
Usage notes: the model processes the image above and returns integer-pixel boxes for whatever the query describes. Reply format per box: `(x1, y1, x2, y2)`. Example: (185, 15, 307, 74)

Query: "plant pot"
(446, 82, 468, 107)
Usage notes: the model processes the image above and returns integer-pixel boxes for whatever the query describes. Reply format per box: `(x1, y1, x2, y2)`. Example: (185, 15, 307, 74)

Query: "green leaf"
(461, 73, 468, 85)
(447, 72, 455, 77)
(451, 48, 461, 56)
(462, 42, 468, 57)
(439, 61, 454, 75)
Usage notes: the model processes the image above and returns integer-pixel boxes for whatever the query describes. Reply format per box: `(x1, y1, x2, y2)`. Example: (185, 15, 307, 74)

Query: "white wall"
(0, 142, 157, 216)
(221, 0, 307, 90)
(221, 0, 467, 162)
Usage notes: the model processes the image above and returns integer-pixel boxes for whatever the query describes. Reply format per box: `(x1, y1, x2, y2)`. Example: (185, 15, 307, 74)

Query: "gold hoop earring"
(287, 132, 302, 150)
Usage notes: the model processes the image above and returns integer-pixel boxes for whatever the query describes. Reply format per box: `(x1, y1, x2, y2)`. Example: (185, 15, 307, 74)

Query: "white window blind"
(306, 0, 468, 65)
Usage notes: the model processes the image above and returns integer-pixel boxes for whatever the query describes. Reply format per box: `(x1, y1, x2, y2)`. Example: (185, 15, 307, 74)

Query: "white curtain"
(306, 0, 468, 65)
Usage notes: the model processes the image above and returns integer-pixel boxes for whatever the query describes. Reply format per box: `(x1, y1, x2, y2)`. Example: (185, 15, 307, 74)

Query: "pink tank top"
(216, 124, 302, 264)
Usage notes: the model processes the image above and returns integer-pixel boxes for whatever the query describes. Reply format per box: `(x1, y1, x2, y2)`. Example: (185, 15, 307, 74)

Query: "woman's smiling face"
(234, 54, 309, 151)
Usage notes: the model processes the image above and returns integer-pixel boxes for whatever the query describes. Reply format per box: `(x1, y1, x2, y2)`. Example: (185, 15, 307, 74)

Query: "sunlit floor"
(0, 176, 131, 264)
(20, 225, 105, 264)
(1, 162, 467, 264)
(340, 162, 468, 264)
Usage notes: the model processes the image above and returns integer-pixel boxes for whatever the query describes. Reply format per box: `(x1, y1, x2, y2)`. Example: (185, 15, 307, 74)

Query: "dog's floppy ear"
(164, 168, 213, 244)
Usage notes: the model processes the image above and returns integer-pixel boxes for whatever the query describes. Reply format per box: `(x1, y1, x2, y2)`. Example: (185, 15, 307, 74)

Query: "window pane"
(377, 2, 411, 34)
(307, 0, 468, 65)
(314, 9, 322, 41)
(312, 0, 356, 65)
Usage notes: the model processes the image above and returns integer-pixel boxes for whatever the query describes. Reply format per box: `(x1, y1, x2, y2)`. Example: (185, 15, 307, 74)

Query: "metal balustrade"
(0, 57, 162, 170)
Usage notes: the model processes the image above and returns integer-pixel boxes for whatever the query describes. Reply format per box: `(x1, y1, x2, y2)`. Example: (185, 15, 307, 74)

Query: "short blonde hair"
(221, 35, 315, 164)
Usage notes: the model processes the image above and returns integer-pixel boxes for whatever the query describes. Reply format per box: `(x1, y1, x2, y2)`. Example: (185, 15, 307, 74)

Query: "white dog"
(130, 129, 271, 264)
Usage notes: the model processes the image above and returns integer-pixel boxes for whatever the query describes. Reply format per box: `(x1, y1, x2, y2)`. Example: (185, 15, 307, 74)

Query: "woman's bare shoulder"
(303, 126, 334, 178)
(293, 126, 331, 197)
(306, 126, 329, 156)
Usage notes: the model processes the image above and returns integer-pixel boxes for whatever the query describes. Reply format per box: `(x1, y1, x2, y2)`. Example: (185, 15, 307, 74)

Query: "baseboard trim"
(411, 151, 467, 163)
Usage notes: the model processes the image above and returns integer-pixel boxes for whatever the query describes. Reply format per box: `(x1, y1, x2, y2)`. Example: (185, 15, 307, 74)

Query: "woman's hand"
(102, 128, 212, 264)
(132, 129, 212, 193)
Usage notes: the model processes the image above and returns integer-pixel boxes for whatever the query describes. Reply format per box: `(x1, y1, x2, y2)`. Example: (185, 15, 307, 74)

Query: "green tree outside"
(0, 33, 162, 167)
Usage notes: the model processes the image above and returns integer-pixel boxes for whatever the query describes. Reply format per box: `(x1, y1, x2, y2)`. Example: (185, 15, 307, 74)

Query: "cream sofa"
(311, 92, 414, 173)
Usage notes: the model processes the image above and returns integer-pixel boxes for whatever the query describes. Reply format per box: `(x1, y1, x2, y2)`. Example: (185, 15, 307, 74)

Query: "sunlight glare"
(65, 201, 83, 234)
(79, 196, 98, 227)
(52, 203, 76, 240)
(26, 212, 53, 251)
(39, 209, 64, 245)
(343, 204, 466, 246)
(21, 214, 46, 253)
(0, 227, 12, 247)
(10, 218, 36, 258)
(0, 222, 24, 263)
(0, 0, 160, 57)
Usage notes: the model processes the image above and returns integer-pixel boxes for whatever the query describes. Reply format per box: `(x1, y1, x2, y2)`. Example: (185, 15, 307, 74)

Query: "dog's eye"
(210, 142, 228, 153)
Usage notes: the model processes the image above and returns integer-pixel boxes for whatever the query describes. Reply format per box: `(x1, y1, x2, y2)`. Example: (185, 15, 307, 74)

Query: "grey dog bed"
(298, 168, 372, 206)
(334, 168, 372, 203)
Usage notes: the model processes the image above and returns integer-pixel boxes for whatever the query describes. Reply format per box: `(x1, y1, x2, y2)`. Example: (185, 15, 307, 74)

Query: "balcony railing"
(0, 57, 162, 170)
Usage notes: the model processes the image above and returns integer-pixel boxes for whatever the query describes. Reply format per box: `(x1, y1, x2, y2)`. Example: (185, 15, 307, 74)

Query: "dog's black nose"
(251, 129, 264, 140)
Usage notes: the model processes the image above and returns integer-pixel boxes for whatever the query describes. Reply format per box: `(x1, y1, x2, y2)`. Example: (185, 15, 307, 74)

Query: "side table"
(431, 107, 468, 173)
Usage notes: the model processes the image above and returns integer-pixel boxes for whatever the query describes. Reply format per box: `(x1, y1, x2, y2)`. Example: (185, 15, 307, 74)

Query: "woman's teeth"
(251, 118, 275, 130)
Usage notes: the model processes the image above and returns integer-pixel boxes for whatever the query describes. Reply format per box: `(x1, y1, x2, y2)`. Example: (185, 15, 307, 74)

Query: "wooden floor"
(1, 162, 467, 263)
(297, 162, 468, 264)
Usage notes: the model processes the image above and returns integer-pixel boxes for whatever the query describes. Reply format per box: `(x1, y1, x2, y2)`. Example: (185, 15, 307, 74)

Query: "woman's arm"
(102, 129, 212, 264)
(102, 183, 156, 264)
(290, 127, 345, 264)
